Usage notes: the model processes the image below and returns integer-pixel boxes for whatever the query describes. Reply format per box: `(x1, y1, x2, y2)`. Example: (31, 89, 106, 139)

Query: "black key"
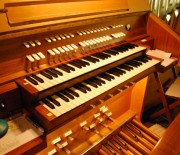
(58, 65, 71, 73)
(85, 80, 98, 88)
(98, 52, 111, 59)
(101, 72, 115, 80)
(126, 43, 137, 49)
(135, 57, 148, 63)
(78, 83, 91, 91)
(95, 77, 106, 84)
(47, 96, 60, 106)
(88, 78, 102, 86)
(107, 69, 120, 77)
(45, 69, 58, 78)
(126, 61, 139, 68)
(56, 92, 69, 102)
(98, 74, 111, 81)
(113, 68, 125, 75)
(32, 74, 44, 83)
(118, 64, 133, 71)
(83, 56, 99, 63)
(50, 68, 63, 76)
(131, 60, 142, 66)
(69, 61, 82, 69)
(76, 59, 89, 67)
(26, 76, 38, 85)
(75, 60, 85, 67)
(64, 64, 76, 71)
(66, 88, 79, 97)
(116, 68, 126, 74)
(93, 52, 109, 60)
(103, 50, 118, 56)
(40, 71, 53, 80)
(142, 55, 152, 60)
(74, 85, 87, 93)
(92, 53, 105, 60)
(41, 98, 55, 109)
(80, 59, 90, 66)
(61, 90, 75, 100)
(111, 45, 128, 53)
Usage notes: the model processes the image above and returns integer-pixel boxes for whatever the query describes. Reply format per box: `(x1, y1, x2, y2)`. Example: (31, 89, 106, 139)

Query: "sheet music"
(0, 114, 43, 155)
(146, 49, 176, 67)
(147, 49, 171, 59)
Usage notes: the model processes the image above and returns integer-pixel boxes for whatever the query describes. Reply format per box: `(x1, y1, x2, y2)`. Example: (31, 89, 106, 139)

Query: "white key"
(40, 101, 60, 117)
(31, 75, 50, 90)
(24, 79, 43, 91)
(55, 94, 76, 109)
(55, 68, 74, 80)
(65, 89, 85, 105)
(59, 91, 80, 107)
(52, 95, 72, 112)
(36, 73, 55, 87)
(69, 87, 91, 101)
(81, 82, 101, 96)
(46, 98, 66, 115)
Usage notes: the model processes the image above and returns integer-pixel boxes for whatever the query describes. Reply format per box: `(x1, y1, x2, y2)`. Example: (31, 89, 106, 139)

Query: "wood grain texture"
(150, 114, 180, 155)
(147, 12, 180, 64)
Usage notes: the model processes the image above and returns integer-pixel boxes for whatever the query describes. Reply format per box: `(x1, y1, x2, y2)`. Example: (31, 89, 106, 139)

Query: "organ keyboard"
(0, 0, 179, 154)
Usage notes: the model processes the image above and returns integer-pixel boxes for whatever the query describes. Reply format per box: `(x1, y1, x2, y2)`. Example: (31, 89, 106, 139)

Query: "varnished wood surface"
(150, 114, 180, 155)
(0, 11, 149, 86)
(6, 0, 128, 26)
(36, 77, 160, 155)
(6, 136, 46, 155)
(21, 60, 160, 131)
(1, 1, 178, 154)
(0, 0, 150, 34)
(147, 12, 180, 64)
(17, 50, 146, 99)
(0, 82, 22, 118)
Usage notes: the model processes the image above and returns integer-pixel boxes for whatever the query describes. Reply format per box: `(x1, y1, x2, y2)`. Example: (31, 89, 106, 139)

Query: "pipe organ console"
(0, 0, 179, 154)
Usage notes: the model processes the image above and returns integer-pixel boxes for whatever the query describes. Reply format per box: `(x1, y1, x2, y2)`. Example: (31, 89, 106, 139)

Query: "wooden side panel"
(150, 114, 180, 155)
(6, 0, 128, 26)
(0, 0, 150, 34)
(147, 12, 180, 63)
(130, 77, 149, 121)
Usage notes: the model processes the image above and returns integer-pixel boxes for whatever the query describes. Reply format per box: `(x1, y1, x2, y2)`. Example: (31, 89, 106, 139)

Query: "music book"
(0, 114, 44, 155)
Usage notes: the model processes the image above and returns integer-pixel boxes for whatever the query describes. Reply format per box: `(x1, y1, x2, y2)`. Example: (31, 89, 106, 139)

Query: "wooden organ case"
(0, 0, 179, 154)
